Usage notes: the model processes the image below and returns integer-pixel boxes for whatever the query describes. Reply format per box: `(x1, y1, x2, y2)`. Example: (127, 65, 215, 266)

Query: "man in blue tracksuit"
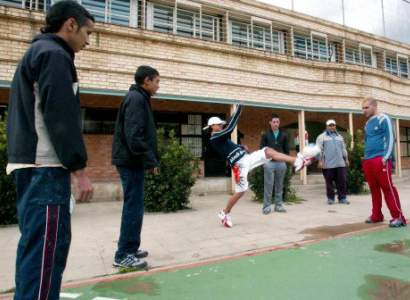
(361, 98, 406, 227)
(7, 2, 94, 299)
(204, 104, 309, 228)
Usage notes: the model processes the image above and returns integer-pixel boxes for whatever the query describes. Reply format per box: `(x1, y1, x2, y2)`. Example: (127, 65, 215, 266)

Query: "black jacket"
(112, 85, 159, 169)
(210, 104, 246, 167)
(7, 34, 87, 171)
(260, 128, 289, 155)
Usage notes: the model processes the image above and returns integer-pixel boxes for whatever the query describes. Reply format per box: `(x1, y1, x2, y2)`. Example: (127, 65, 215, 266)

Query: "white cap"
(203, 116, 226, 130)
(326, 119, 336, 126)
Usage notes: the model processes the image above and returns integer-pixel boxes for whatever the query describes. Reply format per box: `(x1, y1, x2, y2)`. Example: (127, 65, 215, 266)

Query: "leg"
(362, 158, 384, 222)
(115, 166, 145, 261)
(322, 168, 336, 203)
(264, 147, 295, 164)
(14, 168, 71, 300)
(273, 162, 287, 209)
(263, 162, 275, 213)
(224, 192, 245, 214)
(378, 160, 406, 223)
(336, 167, 348, 203)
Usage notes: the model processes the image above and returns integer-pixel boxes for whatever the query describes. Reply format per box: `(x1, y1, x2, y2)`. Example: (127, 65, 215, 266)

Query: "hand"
(72, 169, 93, 202)
(242, 145, 250, 153)
(345, 160, 350, 167)
(318, 160, 323, 169)
(147, 167, 160, 175)
(381, 158, 386, 166)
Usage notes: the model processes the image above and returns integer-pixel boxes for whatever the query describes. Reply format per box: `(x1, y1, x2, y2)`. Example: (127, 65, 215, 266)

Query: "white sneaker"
(218, 211, 233, 228)
(294, 153, 314, 172)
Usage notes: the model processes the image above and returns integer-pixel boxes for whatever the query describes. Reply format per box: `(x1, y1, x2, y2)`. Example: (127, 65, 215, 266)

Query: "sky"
(257, 0, 410, 45)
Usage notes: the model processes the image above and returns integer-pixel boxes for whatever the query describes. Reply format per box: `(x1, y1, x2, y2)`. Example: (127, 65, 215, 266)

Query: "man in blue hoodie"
(361, 97, 406, 227)
(7, 2, 94, 299)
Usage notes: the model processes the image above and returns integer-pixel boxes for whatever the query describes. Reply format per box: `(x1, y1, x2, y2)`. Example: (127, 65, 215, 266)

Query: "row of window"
(1, 0, 409, 79)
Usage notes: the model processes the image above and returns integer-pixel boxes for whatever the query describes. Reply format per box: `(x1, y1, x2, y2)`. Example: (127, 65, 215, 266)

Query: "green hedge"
(346, 130, 366, 194)
(0, 115, 17, 225)
(144, 129, 199, 212)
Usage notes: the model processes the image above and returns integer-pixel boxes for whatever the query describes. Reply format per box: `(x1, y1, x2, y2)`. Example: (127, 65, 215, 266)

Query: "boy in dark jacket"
(112, 65, 160, 268)
(205, 105, 310, 228)
(7, 2, 94, 299)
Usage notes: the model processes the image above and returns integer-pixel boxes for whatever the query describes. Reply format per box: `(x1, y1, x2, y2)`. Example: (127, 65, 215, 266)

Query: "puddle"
(92, 277, 160, 296)
(374, 239, 410, 258)
(301, 222, 379, 240)
(358, 274, 410, 300)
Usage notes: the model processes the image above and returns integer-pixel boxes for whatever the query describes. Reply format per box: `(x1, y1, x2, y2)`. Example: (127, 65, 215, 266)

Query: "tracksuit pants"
(362, 156, 406, 223)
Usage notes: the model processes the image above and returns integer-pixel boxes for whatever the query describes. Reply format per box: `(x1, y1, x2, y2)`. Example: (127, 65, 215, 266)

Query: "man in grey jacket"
(316, 119, 349, 205)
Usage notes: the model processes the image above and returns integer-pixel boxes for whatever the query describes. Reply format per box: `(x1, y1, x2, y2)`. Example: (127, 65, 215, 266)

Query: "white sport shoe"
(218, 211, 233, 228)
(294, 153, 314, 172)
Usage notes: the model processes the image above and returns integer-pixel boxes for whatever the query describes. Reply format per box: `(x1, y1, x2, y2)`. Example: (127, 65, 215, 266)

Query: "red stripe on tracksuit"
(362, 156, 406, 223)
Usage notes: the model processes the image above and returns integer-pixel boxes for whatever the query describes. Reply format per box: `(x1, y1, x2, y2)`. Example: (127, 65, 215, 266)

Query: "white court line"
(59, 292, 82, 299)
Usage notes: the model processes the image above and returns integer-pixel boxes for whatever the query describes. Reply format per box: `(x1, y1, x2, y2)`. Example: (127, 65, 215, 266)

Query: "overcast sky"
(257, 0, 410, 45)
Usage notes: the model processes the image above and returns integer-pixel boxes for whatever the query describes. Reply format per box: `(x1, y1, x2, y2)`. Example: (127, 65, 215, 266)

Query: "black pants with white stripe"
(13, 167, 71, 300)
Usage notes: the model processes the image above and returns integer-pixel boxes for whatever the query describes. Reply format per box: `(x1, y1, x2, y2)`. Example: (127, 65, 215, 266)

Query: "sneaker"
(294, 153, 313, 172)
(274, 205, 287, 213)
(364, 217, 384, 224)
(327, 199, 335, 205)
(113, 254, 147, 269)
(262, 206, 272, 215)
(218, 211, 233, 228)
(135, 249, 148, 259)
(338, 198, 350, 205)
(389, 218, 406, 228)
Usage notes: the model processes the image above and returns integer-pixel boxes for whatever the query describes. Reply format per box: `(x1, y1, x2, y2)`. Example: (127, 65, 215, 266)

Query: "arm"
(316, 133, 324, 160)
(123, 93, 149, 155)
(382, 115, 394, 162)
(38, 51, 87, 171)
(210, 104, 242, 140)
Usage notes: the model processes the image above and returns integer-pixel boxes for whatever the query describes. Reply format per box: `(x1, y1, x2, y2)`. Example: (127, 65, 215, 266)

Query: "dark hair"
(134, 65, 160, 85)
(41, 0, 95, 34)
(271, 113, 280, 119)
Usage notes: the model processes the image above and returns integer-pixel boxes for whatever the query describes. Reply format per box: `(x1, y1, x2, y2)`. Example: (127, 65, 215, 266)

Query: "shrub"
(249, 165, 302, 204)
(0, 114, 17, 225)
(144, 129, 199, 212)
(346, 130, 366, 194)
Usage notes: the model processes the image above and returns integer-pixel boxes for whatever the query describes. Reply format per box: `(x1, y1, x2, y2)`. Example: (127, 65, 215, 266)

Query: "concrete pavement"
(1, 180, 410, 293)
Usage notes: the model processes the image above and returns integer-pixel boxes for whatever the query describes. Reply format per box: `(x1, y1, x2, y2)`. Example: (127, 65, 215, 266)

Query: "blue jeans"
(115, 166, 145, 261)
(13, 167, 71, 300)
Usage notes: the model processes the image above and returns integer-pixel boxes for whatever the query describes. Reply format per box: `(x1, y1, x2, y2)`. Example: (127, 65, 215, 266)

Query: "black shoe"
(135, 249, 149, 259)
(389, 218, 407, 228)
(113, 254, 147, 269)
(327, 199, 335, 205)
(365, 217, 384, 224)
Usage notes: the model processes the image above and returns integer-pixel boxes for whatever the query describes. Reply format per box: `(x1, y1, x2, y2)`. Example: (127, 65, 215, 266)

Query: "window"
(345, 46, 372, 66)
(398, 56, 409, 79)
(0, 105, 6, 119)
(147, 3, 221, 41)
(294, 34, 311, 59)
(0, 0, 22, 8)
(231, 21, 250, 47)
(81, 0, 134, 26)
(400, 127, 410, 157)
(82, 108, 117, 134)
(385, 56, 398, 76)
(345, 47, 361, 64)
(155, 112, 204, 158)
(311, 35, 328, 61)
(360, 47, 372, 66)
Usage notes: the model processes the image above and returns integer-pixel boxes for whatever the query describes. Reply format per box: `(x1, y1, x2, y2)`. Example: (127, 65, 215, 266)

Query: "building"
(1, 0, 410, 189)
